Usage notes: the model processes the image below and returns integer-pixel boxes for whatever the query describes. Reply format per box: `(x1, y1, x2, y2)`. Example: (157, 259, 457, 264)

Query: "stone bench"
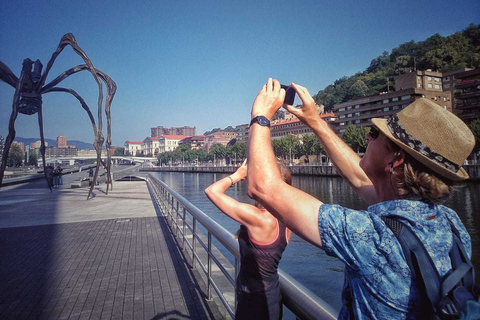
(71, 178, 90, 188)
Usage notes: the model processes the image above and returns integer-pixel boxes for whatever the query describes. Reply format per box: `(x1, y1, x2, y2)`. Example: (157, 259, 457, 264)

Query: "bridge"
(44, 155, 158, 164)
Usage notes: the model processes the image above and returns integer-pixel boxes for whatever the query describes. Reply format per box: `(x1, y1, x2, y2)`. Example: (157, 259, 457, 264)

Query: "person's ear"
(391, 151, 405, 170)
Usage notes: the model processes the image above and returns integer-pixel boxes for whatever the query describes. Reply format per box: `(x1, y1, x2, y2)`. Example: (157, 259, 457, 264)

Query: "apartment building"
(451, 68, 480, 122)
(124, 141, 144, 156)
(158, 135, 186, 153)
(151, 126, 196, 138)
(333, 70, 453, 133)
(143, 137, 160, 156)
(56, 136, 67, 148)
(235, 124, 249, 142)
(204, 131, 238, 153)
(271, 113, 336, 139)
(179, 135, 206, 149)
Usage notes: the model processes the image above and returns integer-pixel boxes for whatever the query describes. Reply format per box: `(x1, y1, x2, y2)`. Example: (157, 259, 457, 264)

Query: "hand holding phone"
(281, 84, 296, 105)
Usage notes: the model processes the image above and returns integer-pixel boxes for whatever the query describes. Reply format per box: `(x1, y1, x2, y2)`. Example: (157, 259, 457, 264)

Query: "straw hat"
(371, 98, 475, 181)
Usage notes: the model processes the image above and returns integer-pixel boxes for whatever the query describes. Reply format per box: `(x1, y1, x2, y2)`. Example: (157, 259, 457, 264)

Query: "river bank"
(144, 164, 480, 179)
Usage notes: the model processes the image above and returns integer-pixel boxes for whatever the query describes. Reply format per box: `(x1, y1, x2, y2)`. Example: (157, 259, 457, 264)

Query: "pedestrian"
(52, 166, 59, 187)
(205, 159, 292, 320)
(56, 165, 63, 186)
(45, 165, 54, 190)
(246, 79, 475, 319)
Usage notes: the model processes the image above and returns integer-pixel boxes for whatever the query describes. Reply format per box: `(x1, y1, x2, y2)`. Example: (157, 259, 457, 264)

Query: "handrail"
(147, 173, 338, 320)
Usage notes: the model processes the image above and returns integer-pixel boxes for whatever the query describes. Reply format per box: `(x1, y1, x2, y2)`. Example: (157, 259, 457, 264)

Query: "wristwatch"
(250, 115, 270, 127)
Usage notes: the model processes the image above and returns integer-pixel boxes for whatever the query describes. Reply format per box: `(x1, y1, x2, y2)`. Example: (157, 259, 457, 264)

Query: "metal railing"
(147, 173, 338, 320)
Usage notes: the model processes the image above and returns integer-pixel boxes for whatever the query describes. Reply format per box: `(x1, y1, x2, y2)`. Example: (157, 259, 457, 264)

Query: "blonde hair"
(385, 139, 458, 204)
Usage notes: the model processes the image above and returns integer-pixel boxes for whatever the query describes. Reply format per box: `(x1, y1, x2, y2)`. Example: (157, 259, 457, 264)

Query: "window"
(393, 106, 400, 110)
(435, 84, 441, 89)
(383, 107, 389, 111)
(427, 83, 433, 88)
(444, 76, 450, 81)
(355, 104, 360, 109)
(392, 97, 399, 102)
(355, 120, 360, 124)
(355, 112, 360, 117)
(383, 99, 389, 104)
(427, 76, 432, 81)
(434, 77, 440, 82)
(401, 95, 411, 101)
(339, 107, 345, 112)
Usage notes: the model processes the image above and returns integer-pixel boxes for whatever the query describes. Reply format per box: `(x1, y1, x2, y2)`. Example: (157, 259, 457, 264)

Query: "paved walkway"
(0, 172, 221, 319)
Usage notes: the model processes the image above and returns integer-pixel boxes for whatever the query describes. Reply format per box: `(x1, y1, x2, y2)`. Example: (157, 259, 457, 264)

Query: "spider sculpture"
(0, 33, 116, 200)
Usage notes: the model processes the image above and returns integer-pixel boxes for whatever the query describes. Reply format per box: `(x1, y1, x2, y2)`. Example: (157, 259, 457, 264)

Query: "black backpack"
(382, 217, 480, 319)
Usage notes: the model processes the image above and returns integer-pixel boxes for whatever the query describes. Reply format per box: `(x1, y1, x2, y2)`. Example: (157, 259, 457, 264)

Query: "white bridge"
(44, 155, 158, 164)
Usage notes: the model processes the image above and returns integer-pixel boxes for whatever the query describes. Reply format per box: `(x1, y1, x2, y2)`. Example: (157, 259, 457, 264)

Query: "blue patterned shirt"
(318, 200, 471, 320)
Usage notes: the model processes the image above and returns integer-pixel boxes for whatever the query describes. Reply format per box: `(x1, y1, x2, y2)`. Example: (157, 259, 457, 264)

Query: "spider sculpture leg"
(0, 108, 19, 186)
(37, 106, 52, 191)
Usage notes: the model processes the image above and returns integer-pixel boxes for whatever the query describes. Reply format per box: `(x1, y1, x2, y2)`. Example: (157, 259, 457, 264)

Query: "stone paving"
(0, 170, 221, 319)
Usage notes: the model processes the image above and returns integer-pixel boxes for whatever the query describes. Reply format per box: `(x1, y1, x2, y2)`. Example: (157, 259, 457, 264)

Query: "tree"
(7, 144, 23, 167)
(28, 152, 38, 166)
(348, 80, 369, 99)
(208, 144, 226, 163)
(342, 125, 369, 153)
(113, 147, 125, 156)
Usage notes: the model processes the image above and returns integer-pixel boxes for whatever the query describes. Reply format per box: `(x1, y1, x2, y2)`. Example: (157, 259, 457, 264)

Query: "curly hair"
(384, 139, 459, 204)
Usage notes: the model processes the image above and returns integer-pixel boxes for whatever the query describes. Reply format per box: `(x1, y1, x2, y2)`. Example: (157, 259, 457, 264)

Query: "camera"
(281, 84, 296, 105)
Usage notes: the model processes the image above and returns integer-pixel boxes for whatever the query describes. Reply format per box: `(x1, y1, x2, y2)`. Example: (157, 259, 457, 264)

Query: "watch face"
(258, 117, 269, 126)
(250, 116, 270, 127)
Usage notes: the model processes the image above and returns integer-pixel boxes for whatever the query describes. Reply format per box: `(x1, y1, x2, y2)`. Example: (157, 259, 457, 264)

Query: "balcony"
(456, 79, 480, 89)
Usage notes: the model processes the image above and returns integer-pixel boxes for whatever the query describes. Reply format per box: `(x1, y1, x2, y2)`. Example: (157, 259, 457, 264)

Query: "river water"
(151, 172, 480, 312)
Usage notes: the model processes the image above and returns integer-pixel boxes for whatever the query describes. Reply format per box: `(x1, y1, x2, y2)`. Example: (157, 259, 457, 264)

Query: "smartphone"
(281, 84, 296, 105)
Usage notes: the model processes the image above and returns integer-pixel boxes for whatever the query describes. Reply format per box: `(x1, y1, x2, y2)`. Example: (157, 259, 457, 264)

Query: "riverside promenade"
(0, 170, 221, 319)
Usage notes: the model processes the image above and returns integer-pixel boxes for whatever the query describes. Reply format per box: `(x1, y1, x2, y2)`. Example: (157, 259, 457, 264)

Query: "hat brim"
(371, 118, 469, 181)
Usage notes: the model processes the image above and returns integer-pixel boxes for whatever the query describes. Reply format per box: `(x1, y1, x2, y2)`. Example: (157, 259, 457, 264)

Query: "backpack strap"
(382, 217, 442, 309)
(382, 217, 478, 318)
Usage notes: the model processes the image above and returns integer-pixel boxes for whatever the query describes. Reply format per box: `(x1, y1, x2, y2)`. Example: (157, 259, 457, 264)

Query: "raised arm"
(285, 83, 377, 205)
(247, 79, 323, 248)
(205, 161, 259, 226)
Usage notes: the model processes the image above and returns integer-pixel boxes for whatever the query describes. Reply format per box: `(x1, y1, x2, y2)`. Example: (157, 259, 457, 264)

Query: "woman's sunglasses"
(368, 127, 380, 140)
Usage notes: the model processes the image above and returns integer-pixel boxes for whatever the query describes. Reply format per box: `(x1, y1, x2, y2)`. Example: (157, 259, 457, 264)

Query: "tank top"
(236, 216, 289, 295)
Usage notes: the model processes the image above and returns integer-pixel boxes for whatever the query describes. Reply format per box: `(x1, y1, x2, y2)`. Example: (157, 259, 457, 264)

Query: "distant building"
(235, 124, 249, 142)
(450, 68, 480, 122)
(57, 136, 67, 148)
(12, 141, 25, 154)
(45, 146, 78, 157)
(333, 70, 455, 134)
(151, 126, 196, 138)
(158, 135, 186, 153)
(271, 113, 336, 140)
(29, 140, 47, 149)
(124, 141, 144, 156)
(204, 131, 238, 153)
(143, 137, 160, 156)
(179, 135, 206, 149)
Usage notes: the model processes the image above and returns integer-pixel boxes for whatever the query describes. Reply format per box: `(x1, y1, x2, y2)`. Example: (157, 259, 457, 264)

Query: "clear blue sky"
(1, 0, 478, 147)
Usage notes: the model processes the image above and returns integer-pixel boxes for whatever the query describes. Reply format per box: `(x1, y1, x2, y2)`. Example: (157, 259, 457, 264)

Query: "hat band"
(386, 115, 460, 173)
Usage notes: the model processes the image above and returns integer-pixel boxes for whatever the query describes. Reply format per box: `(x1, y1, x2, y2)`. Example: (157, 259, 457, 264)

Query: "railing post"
(208, 231, 212, 300)
(192, 218, 197, 270)
(175, 200, 180, 237)
(182, 207, 187, 250)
